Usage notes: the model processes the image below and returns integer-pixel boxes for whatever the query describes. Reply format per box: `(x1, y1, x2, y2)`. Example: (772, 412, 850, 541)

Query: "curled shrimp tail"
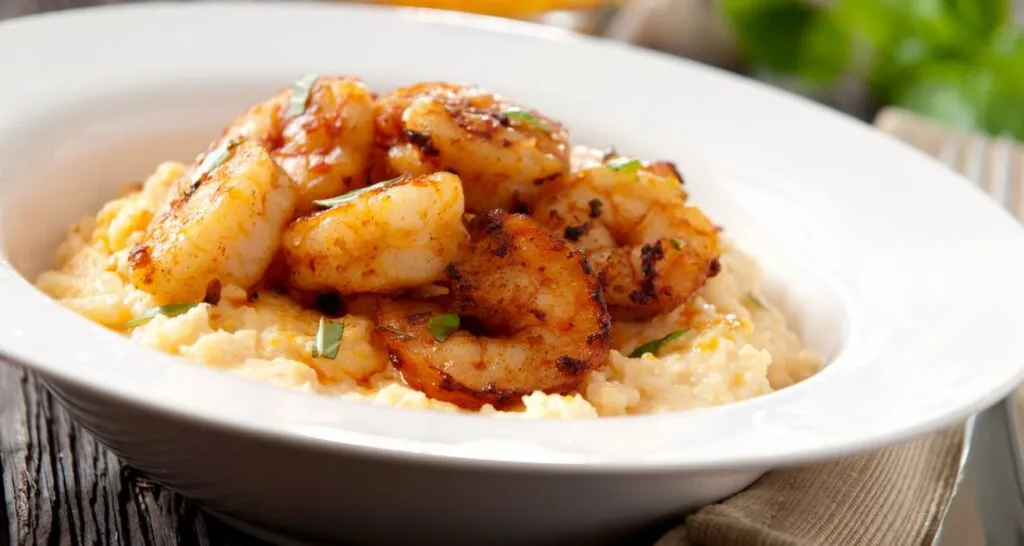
(534, 161, 721, 320)
(219, 75, 376, 214)
(128, 140, 297, 302)
(282, 172, 468, 295)
(592, 238, 719, 321)
(373, 82, 571, 212)
(376, 210, 611, 410)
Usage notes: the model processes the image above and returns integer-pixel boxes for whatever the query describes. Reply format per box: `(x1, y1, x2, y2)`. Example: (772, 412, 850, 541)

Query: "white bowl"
(3, 3, 1024, 544)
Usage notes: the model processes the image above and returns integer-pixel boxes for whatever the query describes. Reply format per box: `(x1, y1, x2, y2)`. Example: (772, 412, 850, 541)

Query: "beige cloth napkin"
(659, 427, 964, 545)
(654, 110, 982, 546)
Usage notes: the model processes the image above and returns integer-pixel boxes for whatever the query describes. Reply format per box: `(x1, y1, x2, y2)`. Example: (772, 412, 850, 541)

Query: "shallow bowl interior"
(1, 3, 1023, 472)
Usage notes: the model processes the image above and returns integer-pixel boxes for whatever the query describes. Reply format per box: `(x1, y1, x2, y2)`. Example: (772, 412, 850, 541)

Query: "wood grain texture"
(0, 363, 267, 545)
(0, 4, 261, 546)
(0, 0, 125, 19)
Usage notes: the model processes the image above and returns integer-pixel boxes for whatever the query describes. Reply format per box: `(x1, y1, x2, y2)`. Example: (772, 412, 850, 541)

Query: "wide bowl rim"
(2, 1, 1024, 472)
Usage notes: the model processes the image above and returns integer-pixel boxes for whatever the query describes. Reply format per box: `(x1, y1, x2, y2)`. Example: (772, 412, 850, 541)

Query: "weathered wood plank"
(0, 362, 266, 545)
(0, 0, 149, 20)
(0, 2, 268, 543)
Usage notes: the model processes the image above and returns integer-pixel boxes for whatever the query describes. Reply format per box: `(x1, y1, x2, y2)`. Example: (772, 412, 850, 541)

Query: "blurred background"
(381, 0, 1024, 140)
(3, 0, 1023, 140)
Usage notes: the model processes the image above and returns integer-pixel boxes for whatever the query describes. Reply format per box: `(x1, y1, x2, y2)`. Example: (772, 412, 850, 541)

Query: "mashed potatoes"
(35, 162, 821, 418)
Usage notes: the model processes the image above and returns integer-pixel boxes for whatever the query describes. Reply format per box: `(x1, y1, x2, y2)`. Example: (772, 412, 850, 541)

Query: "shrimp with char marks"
(128, 140, 297, 303)
(209, 75, 375, 214)
(533, 155, 720, 321)
(374, 82, 570, 212)
(282, 172, 468, 296)
(376, 210, 611, 410)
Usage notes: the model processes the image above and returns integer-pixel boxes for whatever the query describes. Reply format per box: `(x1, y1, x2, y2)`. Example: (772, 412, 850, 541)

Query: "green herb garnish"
(312, 176, 403, 209)
(502, 107, 551, 133)
(746, 293, 766, 310)
(721, 0, 1024, 140)
(607, 157, 643, 172)
(380, 325, 413, 340)
(312, 317, 343, 359)
(124, 302, 200, 328)
(669, 238, 682, 250)
(190, 138, 242, 189)
(288, 74, 318, 116)
(628, 329, 688, 358)
(427, 314, 460, 342)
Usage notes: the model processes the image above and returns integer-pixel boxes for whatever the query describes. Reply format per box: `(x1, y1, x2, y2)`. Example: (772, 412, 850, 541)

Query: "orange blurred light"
(374, 0, 616, 17)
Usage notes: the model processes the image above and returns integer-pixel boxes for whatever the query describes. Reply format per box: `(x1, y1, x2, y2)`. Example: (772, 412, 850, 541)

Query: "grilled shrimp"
(374, 82, 571, 212)
(215, 75, 375, 213)
(376, 210, 611, 410)
(128, 141, 297, 302)
(533, 157, 720, 320)
(282, 172, 468, 295)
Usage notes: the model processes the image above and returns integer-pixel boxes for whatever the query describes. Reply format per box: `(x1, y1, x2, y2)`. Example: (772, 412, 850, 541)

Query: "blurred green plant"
(721, 0, 1024, 138)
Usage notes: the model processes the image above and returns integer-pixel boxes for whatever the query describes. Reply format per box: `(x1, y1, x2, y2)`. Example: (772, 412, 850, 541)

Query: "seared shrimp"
(129, 141, 297, 302)
(282, 172, 468, 295)
(376, 210, 611, 410)
(216, 75, 375, 213)
(533, 157, 720, 320)
(374, 82, 570, 212)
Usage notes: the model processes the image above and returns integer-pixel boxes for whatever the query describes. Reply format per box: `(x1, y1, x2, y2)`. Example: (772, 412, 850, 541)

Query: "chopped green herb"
(190, 138, 242, 189)
(380, 325, 413, 340)
(669, 238, 682, 250)
(312, 317, 343, 359)
(607, 157, 643, 172)
(629, 329, 688, 358)
(746, 293, 766, 310)
(288, 74, 318, 117)
(312, 176, 403, 209)
(427, 314, 460, 342)
(124, 302, 200, 328)
(501, 107, 551, 133)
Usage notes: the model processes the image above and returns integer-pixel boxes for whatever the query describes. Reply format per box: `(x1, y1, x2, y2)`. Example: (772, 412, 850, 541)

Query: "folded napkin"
(658, 426, 965, 546)
(652, 110, 978, 546)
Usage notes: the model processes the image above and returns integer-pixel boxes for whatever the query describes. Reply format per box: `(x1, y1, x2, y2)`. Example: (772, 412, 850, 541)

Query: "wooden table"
(0, 2, 993, 545)
(1, 370, 268, 545)
(2, 6, 253, 546)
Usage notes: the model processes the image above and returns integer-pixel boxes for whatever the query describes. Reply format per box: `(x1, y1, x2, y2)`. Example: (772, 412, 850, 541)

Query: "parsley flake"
(190, 138, 242, 189)
(124, 302, 200, 328)
(427, 314, 460, 342)
(628, 329, 688, 358)
(289, 74, 318, 116)
(312, 317, 343, 359)
(312, 177, 403, 209)
(607, 157, 643, 172)
(746, 293, 766, 310)
(501, 107, 551, 133)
